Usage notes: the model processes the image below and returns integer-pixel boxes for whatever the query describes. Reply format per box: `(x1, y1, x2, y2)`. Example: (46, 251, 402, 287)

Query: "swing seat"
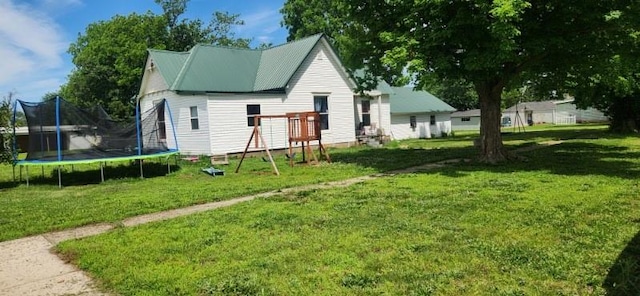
(202, 167, 225, 177)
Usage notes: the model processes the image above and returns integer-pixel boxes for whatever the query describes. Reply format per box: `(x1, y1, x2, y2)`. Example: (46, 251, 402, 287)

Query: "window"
(430, 115, 436, 125)
(314, 95, 329, 130)
(461, 117, 471, 122)
(154, 100, 166, 140)
(247, 104, 261, 126)
(410, 116, 417, 129)
(190, 106, 199, 130)
(361, 100, 371, 127)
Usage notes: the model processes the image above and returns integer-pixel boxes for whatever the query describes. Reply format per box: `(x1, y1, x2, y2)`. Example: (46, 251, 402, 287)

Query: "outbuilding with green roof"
(354, 79, 456, 140)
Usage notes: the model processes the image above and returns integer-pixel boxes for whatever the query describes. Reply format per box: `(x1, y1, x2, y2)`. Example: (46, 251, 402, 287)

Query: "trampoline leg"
(12, 165, 15, 183)
(167, 158, 171, 174)
(58, 166, 62, 188)
(41, 166, 44, 179)
(139, 159, 144, 179)
(26, 166, 29, 187)
(100, 162, 105, 183)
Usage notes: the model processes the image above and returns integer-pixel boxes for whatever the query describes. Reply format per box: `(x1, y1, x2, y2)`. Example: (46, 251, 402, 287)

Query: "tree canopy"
(282, 0, 639, 162)
(61, 0, 250, 120)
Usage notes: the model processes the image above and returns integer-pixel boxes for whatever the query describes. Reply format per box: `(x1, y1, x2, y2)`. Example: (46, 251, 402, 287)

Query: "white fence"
(554, 114, 576, 125)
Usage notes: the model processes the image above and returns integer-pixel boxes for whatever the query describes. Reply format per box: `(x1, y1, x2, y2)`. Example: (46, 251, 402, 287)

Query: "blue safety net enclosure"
(14, 97, 178, 165)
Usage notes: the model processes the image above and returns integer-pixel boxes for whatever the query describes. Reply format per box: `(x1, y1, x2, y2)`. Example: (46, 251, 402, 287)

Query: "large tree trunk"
(608, 96, 640, 133)
(476, 80, 511, 163)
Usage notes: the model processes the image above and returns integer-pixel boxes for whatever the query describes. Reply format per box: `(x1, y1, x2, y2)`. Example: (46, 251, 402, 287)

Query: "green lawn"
(0, 132, 480, 242)
(50, 124, 640, 295)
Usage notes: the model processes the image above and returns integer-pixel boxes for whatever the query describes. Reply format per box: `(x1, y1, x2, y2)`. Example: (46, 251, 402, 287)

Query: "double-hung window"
(314, 95, 329, 130)
(190, 106, 199, 130)
(361, 100, 371, 127)
(247, 104, 261, 126)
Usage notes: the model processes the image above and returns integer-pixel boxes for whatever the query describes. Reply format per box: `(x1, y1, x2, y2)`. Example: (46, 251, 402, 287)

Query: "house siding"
(390, 113, 452, 139)
(140, 57, 169, 95)
(140, 92, 210, 155)
(451, 116, 481, 131)
(207, 94, 291, 155)
(354, 95, 391, 136)
(286, 41, 355, 145)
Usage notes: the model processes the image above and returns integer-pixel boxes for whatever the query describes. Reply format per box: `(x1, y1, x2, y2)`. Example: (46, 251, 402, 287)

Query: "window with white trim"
(314, 95, 329, 130)
(430, 115, 436, 125)
(190, 106, 199, 130)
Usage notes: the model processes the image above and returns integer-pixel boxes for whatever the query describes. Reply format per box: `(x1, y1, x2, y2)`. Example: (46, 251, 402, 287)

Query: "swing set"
(235, 111, 331, 175)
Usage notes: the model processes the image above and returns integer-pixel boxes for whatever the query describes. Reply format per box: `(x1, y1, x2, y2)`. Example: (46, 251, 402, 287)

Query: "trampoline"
(13, 97, 179, 187)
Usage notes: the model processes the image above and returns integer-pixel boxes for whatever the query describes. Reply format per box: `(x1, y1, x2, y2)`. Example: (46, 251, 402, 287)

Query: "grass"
(50, 124, 640, 295)
(0, 134, 478, 242)
(0, 125, 611, 242)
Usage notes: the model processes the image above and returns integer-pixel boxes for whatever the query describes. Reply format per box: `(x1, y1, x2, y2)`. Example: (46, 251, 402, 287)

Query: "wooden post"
(235, 125, 257, 173)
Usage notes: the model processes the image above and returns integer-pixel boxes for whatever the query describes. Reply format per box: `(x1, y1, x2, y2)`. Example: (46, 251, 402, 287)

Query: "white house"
(354, 80, 455, 140)
(451, 109, 481, 131)
(502, 99, 608, 126)
(137, 34, 356, 155)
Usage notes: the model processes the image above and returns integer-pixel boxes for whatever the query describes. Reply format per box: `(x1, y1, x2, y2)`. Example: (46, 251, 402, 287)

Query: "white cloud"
(0, 0, 69, 100)
(237, 8, 282, 35)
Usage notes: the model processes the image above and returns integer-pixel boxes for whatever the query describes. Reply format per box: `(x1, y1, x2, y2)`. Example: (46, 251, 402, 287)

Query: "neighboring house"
(502, 99, 608, 125)
(354, 81, 455, 140)
(451, 109, 481, 131)
(137, 34, 356, 155)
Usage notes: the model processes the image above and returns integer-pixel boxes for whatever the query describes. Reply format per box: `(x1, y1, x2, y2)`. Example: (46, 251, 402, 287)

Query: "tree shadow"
(603, 230, 640, 295)
(6, 162, 181, 187)
(332, 134, 640, 180)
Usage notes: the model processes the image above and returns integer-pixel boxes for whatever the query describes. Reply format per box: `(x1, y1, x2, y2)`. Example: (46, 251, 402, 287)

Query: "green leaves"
(62, 0, 251, 120)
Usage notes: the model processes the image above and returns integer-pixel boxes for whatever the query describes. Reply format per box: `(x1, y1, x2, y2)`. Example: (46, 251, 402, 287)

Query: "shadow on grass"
(332, 131, 639, 180)
(603, 230, 640, 295)
(4, 162, 181, 188)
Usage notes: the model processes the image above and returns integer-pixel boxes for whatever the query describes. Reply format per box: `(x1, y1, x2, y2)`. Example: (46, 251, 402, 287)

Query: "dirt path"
(0, 141, 562, 295)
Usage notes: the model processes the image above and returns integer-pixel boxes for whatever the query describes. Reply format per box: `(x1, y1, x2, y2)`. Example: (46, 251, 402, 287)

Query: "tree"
(62, 0, 251, 120)
(417, 75, 478, 111)
(0, 91, 17, 163)
(570, 55, 640, 132)
(282, 0, 638, 162)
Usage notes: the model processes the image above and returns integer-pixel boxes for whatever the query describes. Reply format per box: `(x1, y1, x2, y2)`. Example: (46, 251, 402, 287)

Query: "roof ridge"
(263, 33, 324, 51)
(194, 43, 261, 52)
(171, 44, 202, 90)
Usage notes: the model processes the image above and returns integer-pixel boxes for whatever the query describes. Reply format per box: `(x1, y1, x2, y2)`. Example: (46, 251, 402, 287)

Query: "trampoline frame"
(12, 97, 179, 187)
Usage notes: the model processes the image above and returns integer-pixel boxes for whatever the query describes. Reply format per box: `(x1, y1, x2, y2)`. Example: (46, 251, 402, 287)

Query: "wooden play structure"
(235, 111, 331, 175)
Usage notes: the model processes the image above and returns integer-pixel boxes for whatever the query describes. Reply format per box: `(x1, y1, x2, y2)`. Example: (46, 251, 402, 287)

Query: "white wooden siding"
(354, 95, 391, 136)
(140, 92, 210, 155)
(139, 57, 169, 96)
(390, 113, 452, 140)
(207, 94, 291, 155)
(286, 41, 355, 145)
(451, 116, 481, 131)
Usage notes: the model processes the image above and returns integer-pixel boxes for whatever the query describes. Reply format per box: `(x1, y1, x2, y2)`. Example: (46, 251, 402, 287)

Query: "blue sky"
(0, 0, 288, 102)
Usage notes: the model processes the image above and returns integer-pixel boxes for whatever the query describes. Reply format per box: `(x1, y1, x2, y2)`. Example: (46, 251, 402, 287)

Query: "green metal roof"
(147, 49, 190, 89)
(147, 34, 324, 93)
(389, 87, 455, 114)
